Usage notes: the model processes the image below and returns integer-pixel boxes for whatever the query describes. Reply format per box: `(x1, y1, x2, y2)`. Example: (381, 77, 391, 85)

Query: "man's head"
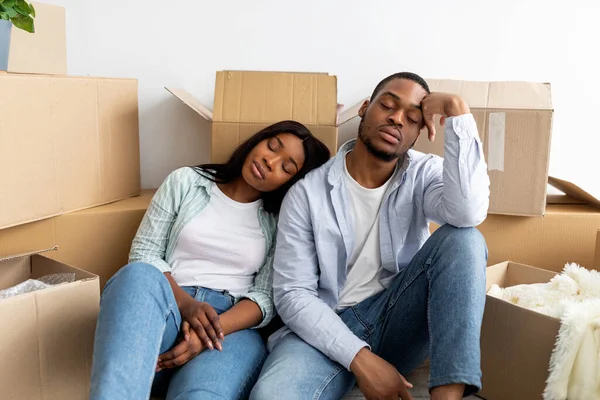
(357, 72, 430, 162)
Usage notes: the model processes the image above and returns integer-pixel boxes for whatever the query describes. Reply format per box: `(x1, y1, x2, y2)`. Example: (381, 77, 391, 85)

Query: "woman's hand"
(157, 321, 204, 371)
(179, 297, 224, 351)
(164, 272, 224, 351)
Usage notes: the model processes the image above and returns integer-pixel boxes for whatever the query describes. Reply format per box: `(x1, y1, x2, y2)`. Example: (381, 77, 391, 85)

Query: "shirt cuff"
(445, 113, 479, 141)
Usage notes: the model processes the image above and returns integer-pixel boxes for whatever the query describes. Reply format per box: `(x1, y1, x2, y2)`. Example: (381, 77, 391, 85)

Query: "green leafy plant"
(0, 0, 36, 33)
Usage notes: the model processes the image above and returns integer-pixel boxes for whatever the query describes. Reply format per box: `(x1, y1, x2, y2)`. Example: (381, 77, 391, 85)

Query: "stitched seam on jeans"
(426, 267, 433, 378)
(378, 266, 426, 326)
(351, 307, 373, 337)
(314, 365, 345, 400)
(236, 348, 267, 400)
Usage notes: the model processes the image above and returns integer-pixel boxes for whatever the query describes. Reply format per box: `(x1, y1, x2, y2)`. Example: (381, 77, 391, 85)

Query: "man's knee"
(249, 377, 279, 400)
(433, 225, 487, 259)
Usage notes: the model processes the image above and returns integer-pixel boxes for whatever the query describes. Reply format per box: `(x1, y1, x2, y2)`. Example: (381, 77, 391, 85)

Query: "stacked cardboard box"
(0, 4, 141, 399)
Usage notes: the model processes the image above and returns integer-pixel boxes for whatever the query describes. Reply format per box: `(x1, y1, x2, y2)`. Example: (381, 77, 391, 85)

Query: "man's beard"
(358, 118, 403, 162)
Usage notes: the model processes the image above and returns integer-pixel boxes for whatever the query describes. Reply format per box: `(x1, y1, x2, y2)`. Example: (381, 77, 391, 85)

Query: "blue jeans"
(89, 262, 267, 400)
(250, 225, 487, 399)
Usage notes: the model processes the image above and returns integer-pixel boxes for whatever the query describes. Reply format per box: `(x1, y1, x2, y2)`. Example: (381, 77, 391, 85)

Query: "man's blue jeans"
(89, 262, 266, 400)
(251, 224, 487, 399)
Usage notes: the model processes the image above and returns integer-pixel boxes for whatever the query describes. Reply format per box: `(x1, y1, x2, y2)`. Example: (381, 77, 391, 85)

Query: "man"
(250, 72, 490, 400)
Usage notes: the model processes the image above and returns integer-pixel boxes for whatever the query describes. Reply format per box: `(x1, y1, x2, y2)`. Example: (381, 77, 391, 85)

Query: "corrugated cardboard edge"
(0, 246, 58, 263)
(548, 176, 600, 209)
(0, 193, 139, 231)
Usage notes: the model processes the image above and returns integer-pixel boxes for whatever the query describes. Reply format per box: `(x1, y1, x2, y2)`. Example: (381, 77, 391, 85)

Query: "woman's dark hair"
(192, 120, 330, 214)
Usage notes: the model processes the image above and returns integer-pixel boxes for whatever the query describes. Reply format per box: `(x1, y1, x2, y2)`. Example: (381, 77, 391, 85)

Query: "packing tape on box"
(487, 112, 505, 171)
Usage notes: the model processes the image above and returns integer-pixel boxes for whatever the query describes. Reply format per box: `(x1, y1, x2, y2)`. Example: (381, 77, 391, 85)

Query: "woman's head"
(195, 120, 330, 213)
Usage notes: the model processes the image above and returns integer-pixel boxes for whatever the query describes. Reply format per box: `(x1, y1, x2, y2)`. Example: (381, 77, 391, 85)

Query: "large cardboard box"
(431, 203, 600, 272)
(0, 249, 99, 399)
(595, 230, 600, 270)
(167, 71, 339, 163)
(0, 73, 141, 229)
(479, 261, 559, 399)
(338, 79, 553, 217)
(0, 2, 67, 75)
(0, 191, 154, 288)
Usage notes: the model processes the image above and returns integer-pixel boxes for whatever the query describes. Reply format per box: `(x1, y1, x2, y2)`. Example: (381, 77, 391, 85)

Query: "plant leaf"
(3, 0, 16, 7)
(11, 14, 33, 32)
(0, 11, 8, 20)
(14, 5, 29, 16)
(29, 2, 34, 17)
(16, 0, 29, 12)
(5, 7, 17, 18)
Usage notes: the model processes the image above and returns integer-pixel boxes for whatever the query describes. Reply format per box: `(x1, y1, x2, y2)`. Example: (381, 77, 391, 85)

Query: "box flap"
(548, 176, 600, 209)
(0, 246, 58, 264)
(337, 98, 368, 126)
(426, 79, 552, 110)
(165, 87, 213, 121)
(212, 71, 337, 126)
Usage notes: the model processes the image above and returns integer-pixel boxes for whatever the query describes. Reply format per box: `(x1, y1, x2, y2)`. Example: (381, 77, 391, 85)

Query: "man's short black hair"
(369, 72, 431, 102)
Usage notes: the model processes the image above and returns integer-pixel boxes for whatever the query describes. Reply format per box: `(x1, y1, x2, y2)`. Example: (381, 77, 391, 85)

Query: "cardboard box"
(0, 2, 67, 75)
(0, 73, 141, 229)
(338, 79, 553, 217)
(167, 71, 339, 163)
(431, 203, 600, 272)
(0, 191, 154, 288)
(0, 249, 99, 399)
(595, 230, 600, 270)
(479, 261, 559, 399)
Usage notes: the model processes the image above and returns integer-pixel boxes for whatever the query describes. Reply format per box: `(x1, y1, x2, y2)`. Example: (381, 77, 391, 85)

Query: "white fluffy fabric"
(488, 263, 600, 400)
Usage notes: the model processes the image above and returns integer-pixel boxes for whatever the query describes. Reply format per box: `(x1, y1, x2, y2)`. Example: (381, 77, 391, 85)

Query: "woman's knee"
(104, 262, 166, 293)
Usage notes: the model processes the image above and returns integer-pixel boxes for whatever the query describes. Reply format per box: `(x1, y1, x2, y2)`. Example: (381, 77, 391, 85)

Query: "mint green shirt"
(129, 167, 277, 328)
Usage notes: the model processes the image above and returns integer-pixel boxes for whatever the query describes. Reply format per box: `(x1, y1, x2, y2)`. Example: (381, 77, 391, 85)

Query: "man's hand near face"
(421, 93, 470, 142)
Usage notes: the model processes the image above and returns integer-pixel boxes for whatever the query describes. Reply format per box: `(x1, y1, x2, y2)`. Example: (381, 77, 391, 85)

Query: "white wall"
(38, 0, 600, 191)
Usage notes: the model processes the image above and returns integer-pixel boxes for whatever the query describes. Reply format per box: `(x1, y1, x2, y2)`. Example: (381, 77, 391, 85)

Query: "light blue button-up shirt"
(269, 114, 491, 370)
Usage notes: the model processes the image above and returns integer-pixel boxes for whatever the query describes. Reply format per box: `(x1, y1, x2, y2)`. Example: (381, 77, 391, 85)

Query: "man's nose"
(387, 110, 404, 128)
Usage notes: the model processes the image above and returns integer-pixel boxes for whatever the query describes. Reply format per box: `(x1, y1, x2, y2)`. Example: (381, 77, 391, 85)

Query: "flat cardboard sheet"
(0, 73, 141, 229)
(0, 252, 99, 399)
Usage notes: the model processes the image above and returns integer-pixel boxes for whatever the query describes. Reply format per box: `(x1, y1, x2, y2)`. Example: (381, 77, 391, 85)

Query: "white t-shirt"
(170, 184, 266, 296)
(337, 152, 394, 309)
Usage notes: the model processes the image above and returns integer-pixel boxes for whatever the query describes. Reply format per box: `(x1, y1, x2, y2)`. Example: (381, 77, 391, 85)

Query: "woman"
(89, 120, 330, 400)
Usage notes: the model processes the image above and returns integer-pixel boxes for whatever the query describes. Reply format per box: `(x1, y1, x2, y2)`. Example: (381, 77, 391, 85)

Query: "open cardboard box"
(166, 70, 339, 163)
(338, 79, 553, 217)
(479, 231, 600, 399)
(0, 248, 100, 399)
(0, 2, 67, 75)
(0, 73, 141, 230)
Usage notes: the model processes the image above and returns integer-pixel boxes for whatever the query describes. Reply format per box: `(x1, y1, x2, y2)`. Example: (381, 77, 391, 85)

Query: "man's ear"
(358, 100, 370, 118)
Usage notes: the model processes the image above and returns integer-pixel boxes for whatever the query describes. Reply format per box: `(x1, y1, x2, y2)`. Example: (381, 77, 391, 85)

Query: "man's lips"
(378, 126, 401, 144)
(252, 160, 265, 179)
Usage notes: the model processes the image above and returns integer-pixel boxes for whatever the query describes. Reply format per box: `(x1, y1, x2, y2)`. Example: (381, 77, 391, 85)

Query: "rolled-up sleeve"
(423, 113, 490, 227)
(129, 169, 184, 272)
(237, 241, 276, 329)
